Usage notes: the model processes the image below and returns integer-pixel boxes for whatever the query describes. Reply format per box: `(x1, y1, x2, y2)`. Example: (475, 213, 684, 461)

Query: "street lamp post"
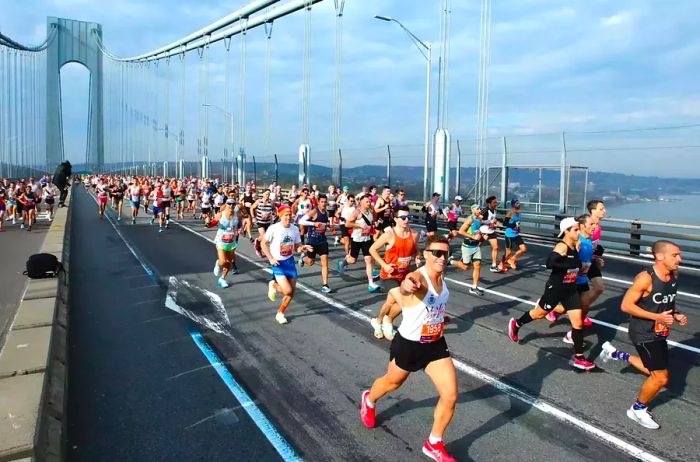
(375, 15, 432, 201)
(202, 103, 235, 182)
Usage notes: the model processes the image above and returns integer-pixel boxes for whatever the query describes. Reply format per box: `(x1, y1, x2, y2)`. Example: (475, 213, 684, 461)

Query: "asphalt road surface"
(66, 185, 700, 462)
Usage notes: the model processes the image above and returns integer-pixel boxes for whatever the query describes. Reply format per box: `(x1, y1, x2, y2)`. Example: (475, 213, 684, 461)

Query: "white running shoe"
(268, 280, 277, 302)
(370, 318, 384, 339)
(627, 406, 660, 429)
(599, 341, 617, 363)
(217, 278, 230, 288)
(275, 312, 288, 325)
(213, 260, 221, 277)
(382, 321, 395, 340)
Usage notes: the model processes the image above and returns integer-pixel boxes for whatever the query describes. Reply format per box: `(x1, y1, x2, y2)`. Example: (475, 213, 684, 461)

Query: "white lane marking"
(536, 264, 700, 300)
(87, 191, 301, 462)
(175, 221, 666, 462)
(445, 277, 700, 355)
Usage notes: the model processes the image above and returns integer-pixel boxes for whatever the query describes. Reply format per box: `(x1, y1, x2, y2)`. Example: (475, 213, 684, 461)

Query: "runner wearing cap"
(261, 205, 313, 324)
(507, 217, 597, 370)
(501, 198, 526, 271)
(482, 196, 502, 272)
(447, 204, 486, 296)
(422, 193, 443, 238)
(210, 198, 242, 288)
(445, 196, 464, 242)
(360, 235, 458, 462)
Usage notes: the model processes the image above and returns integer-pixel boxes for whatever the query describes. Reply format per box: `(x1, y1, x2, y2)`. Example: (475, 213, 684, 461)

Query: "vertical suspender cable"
(332, 0, 345, 186)
(264, 21, 273, 159)
(240, 19, 248, 159)
(0, 47, 4, 177)
(165, 56, 171, 172)
(223, 37, 231, 182)
(302, 1, 311, 146)
(179, 47, 186, 177)
(197, 46, 204, 160)
(203, 37, 210, 162)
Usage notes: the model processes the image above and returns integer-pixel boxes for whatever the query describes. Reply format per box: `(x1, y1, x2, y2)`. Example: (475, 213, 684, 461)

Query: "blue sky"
(4, 0, 700, 177)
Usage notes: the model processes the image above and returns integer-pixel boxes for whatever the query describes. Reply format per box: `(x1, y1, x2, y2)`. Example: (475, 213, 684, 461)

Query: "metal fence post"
(559, 131, 567, 214)
(386, 145, 391, 189)
(338, 149, 343, 187)
(500, 136, 508, 205)
(252, 155, 257, 184)
(455, 139, 461, 196)
(274, 154, 278, 183)
(630, 220, 641, 256)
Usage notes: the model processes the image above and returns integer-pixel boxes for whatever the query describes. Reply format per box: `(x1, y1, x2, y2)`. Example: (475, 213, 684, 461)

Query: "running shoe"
(626, 406, 659, 429)
(368, 283, 381, 293)
(158, 227, 165, 233)
(545, 310, 558, 322)
(598, 341, 617, 363)
(132, 219, 136, 225)
(20, 224, 24, 229)
(583, 316, 593, 327)
(469, 286, 485, 296)
(489, 265, 502, 273)
(275, 312, 288, 325)
(268, 280, 277, 302)
(372, 268, 380, 279)
(150, 218, 155, 225)
(334, 236, 339, 246)
(381, 321, 395, 340)
(563, 331, 587, 346)
(360, 390, 376, 428)
(507, 258, 517, 270)
(320, 285, 332, 294)
(507, 318, 520, 343)
(370, 318, 384, 339)
(230, 267, 239, 275)
(422, 439, 457, 462)
(254, 239, 264, 258)
(571, 357, 596, 371)
(117, 216, 122, 221)
(336, 259, 345, 275)
(299, 254, 305, 268)
(447, 255, 455, 266)
(499, 262, 508, 273)
(213, 260, 221, 277)
(217, 278, 230, 288)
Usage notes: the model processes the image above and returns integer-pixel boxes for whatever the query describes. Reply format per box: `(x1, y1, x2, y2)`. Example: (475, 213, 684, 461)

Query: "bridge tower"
(46, 17, 104, 171)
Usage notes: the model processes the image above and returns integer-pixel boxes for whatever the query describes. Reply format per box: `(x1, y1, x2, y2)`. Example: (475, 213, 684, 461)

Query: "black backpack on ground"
(24, 253, 63, 279)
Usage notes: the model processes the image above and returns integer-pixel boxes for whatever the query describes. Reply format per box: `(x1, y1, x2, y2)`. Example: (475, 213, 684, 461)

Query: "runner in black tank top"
(298, 194, 332, 293)
(597, 240, 687, 429)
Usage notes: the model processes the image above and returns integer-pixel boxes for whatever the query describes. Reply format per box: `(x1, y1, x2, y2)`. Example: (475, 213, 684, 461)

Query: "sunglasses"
(396, 214, 413, 221)
(426, 249, 449, 259)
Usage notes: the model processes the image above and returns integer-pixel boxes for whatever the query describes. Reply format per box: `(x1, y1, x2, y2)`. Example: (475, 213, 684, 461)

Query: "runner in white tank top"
(360, 236, 459, 462)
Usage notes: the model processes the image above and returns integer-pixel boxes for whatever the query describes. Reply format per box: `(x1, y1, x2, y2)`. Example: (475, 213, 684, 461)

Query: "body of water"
(606, 194, 699, 226)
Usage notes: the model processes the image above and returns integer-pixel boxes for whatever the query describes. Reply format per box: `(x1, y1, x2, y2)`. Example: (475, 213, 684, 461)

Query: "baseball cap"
(510, 198, 520, 208)
(342, 185, 349, 191)
(470, 203, 481, 211)
(432, 192, 441, 197)
(558, 217, 577, 237)
(454, 195, 463, 201)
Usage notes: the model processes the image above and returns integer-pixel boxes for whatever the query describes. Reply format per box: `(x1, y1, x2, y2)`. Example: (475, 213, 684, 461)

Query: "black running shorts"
(634, 340, 668, 371)
(390, 332, 451, 372)
(505, 235, 524, 249)
(587, 262, 602, 280)
(425, 218, 438, 233)
(350, 239, 372, 259)
(307, 241, 329, 259)
(380, 278, 401, 292)
(538, 284, 580, 312)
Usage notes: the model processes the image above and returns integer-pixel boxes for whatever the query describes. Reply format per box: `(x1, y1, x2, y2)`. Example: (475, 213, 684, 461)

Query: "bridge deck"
(66, 185, 699, 462)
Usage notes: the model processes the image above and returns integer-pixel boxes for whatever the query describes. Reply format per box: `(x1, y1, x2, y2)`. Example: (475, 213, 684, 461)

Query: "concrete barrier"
(0, 188, 72, 461)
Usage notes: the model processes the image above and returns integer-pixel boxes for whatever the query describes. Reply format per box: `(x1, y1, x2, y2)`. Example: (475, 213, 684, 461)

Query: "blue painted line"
(190, 329, 303, 462)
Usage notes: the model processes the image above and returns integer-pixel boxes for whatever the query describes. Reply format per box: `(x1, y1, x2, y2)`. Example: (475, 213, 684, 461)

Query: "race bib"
(395, 257, 412, 274)
(420, 322, 444, 343)
(654, 321, 669, 338)
(280, 244, 294, 257)
(221, 232, 236, 244)
(562, 268, 578, 284)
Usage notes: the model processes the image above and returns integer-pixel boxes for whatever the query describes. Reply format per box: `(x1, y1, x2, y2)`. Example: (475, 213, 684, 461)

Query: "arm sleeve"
(594, 244, 605, 257)
(546, 251, 577, 270)
(298, 216, 315, 227)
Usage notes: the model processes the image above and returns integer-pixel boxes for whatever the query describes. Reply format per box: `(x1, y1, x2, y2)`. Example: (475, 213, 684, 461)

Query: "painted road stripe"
(87, 192, 302, 462)
(175, 221, 666, 462)
(190, 330, 302, 462)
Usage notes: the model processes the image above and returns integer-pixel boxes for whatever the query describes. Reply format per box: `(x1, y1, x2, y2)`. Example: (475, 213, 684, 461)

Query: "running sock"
(612, 350, 630, 362)
(516, 312, 533, 326)
(633, 399, 647, 411)
(571, 328, 585, 355)
(428, 434, 442, 445)
(278, 299, 290, 314)
(365, 395, 375, 408)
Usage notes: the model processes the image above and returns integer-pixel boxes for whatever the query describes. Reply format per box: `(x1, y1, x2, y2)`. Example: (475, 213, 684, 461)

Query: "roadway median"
(0, 188, 72, 461)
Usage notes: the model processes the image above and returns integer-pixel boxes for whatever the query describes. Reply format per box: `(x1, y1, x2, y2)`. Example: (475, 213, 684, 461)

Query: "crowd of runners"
(75, 174, 688, 461)
(0, 176, 60, 232)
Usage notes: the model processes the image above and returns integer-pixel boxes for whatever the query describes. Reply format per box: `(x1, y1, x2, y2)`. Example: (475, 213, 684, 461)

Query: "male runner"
(448, 204, 485, 296)
(374, 187, 393, 234)
(298, 194, 332, 293)
(261, 205, 313, 324)
(337, 194, 381, 293)
(369, 206, 420, 340)
(587, 199, 607, 306)
(501, 198, 526, 271)
(361, 236, 458, 462)
(422, 193, 442, 238)
(129, 181, 142, 224)
(445, 195, 463, 241)
(482, 196, 502, 272)
(598, 240, 687, 429)
(251, 189, 276, 258)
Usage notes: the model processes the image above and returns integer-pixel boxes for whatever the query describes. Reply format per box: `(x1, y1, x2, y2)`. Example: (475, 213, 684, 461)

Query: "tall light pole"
(375, 15, 432, 201)
(202, 103, 235, 181)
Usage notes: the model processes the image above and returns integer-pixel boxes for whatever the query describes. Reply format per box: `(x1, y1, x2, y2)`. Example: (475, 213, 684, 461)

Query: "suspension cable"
(264, 20, 274, 157)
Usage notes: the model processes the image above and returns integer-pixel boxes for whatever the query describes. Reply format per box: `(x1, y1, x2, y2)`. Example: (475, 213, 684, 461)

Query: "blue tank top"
(306, 210, 328, 245)
(505, 213, 521, 238)
(577, 235, 594, 284)
(463, 217, 482, 247)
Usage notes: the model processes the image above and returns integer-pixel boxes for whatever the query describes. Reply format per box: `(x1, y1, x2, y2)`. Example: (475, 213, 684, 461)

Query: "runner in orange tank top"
(369, 206, 420, 340)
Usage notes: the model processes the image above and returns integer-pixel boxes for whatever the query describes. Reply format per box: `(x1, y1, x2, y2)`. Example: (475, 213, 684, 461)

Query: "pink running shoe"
(507, 318, 520, 343)
(422, 439, 457, 462)
(571, 357, 597, 371)
(583, 316, 593, 327)
(360, 390, 375, 428)
(546, 311, 557, 322)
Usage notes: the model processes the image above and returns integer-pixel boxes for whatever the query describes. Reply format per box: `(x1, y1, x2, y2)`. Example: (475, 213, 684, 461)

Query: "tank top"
(296, 198, 312, 218)
(351, 208, 374, 242)
(216, 211, 239, 245)
(505, 213, 521, 238)
(340, 205, 355, 223)
(577, 235, 594, 284)
(327, 193, 338, 211)
(397, 266, 449, 343)
(306, 209, 328, 245)
(448, 204, 462, 222)
(463, 217, 482, 247)
(162, 187, 172, 201)
(380, 229, 416, 281)
(255, 201, 274, 224)
(629, 268, 677, 344)
(547, 242, 581, 286)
